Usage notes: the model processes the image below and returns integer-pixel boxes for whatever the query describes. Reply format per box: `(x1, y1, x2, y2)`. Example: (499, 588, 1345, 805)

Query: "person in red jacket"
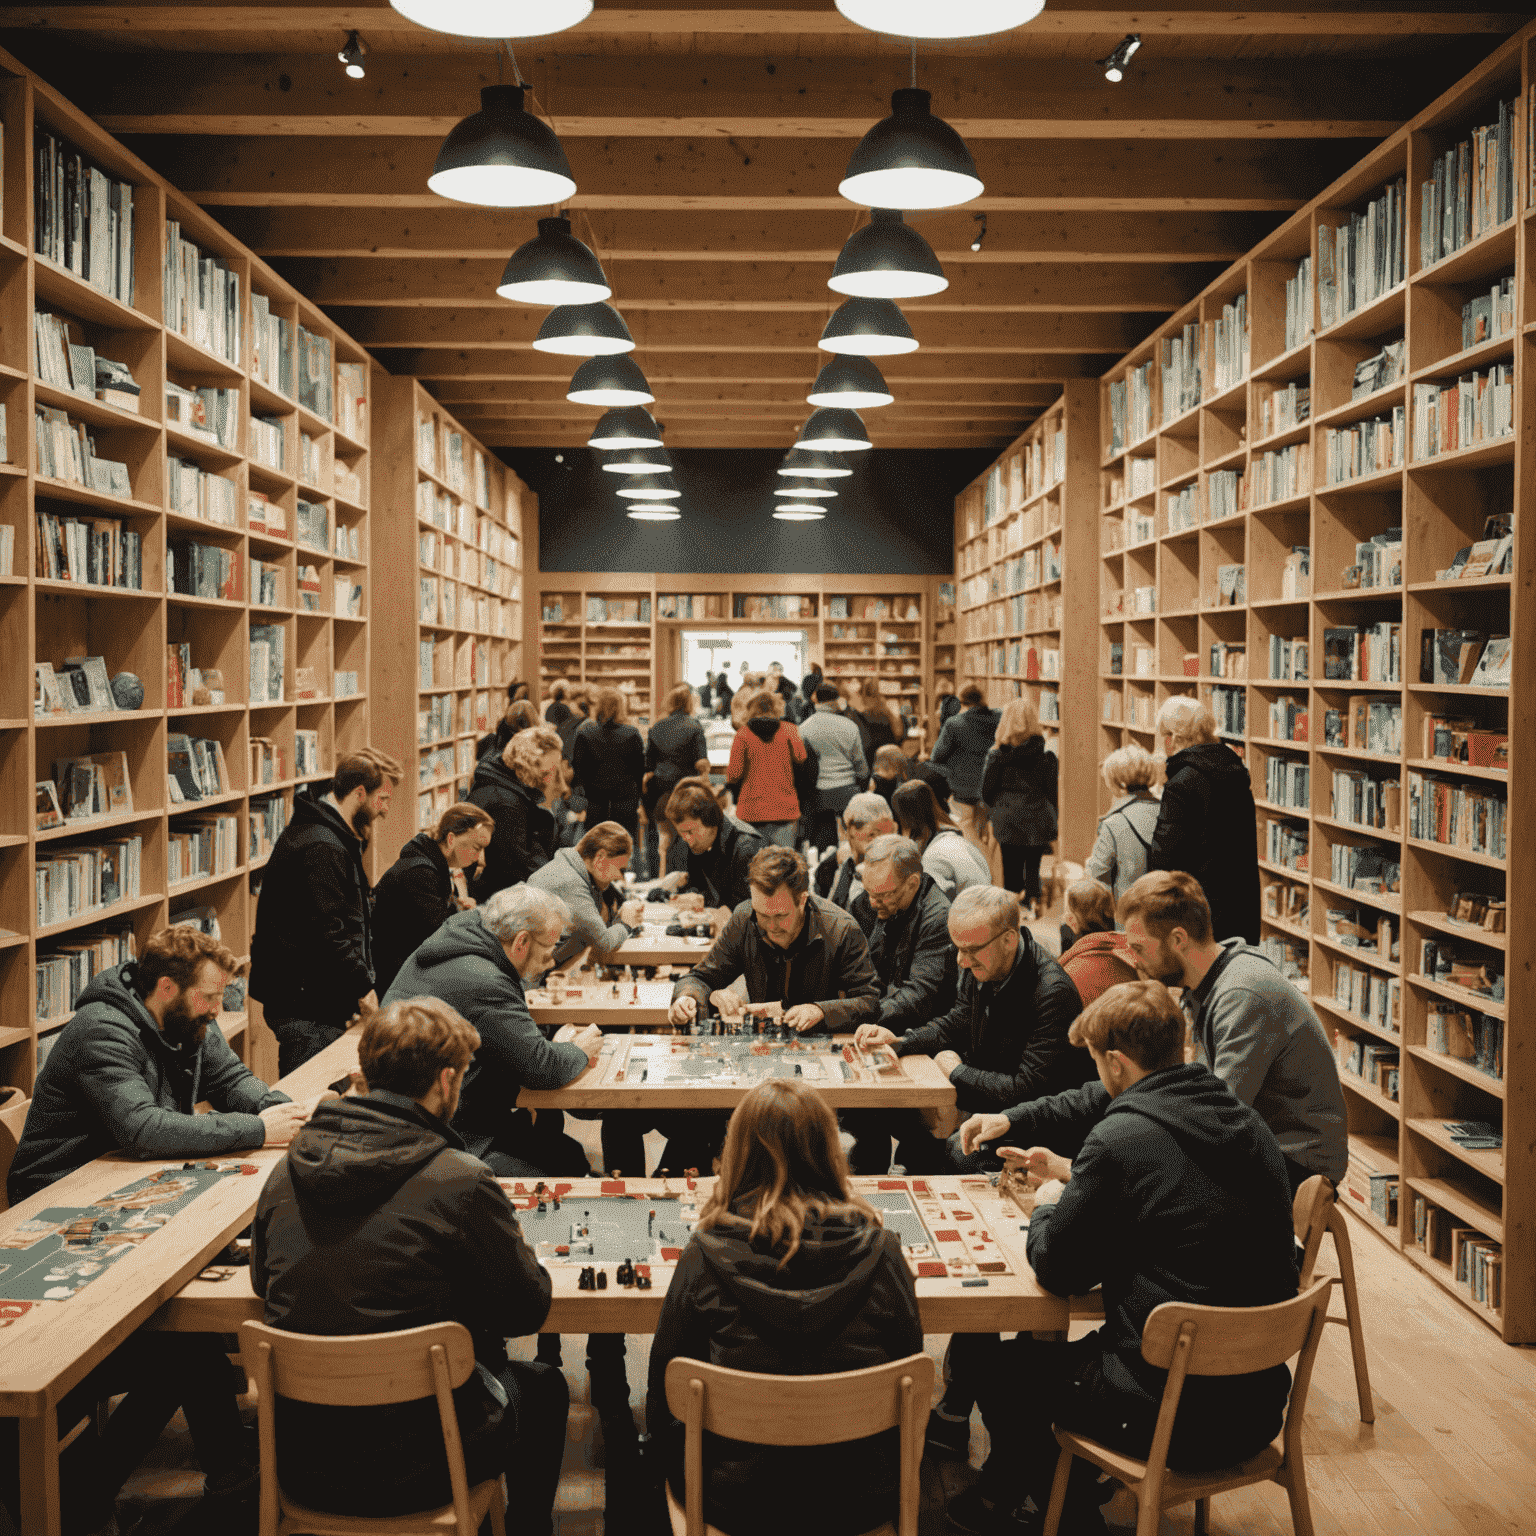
(727, 689, 808, 847)
(1058, 879, 1138, 1008)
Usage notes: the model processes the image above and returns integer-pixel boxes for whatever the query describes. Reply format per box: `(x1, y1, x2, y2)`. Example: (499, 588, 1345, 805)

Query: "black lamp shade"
(830, 209, 948, 298)
(497, 215, 611, 304)
(567, 355, 654, 406)
(587, 407, 665, 448)
(819, 296, 918, 357)
(796, 407, 872, 452)
(533, 302, 635, 356)
(838, 88, 984, 210)
(807, 356, 895, 409)
(428, 84, 577, 208)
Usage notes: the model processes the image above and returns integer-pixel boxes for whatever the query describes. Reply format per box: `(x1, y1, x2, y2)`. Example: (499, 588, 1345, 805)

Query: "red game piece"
(916, 1261, 947, 1277)
(239, 1164, 259, 1175)
(556, 1244, 570, 1255)
(660, 1247, 682, 1261)
(635, 1263, 651, 1279)
(601, 1180, 626, 1194)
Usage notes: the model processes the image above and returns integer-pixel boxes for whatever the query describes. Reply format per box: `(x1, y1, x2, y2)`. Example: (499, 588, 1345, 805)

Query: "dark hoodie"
(570, 715, 646, 805)
(727, 716, 806, 824)
(1148, 740, 1261, 942)
(647, 1208, 922, 1536)
(252, 1091, 552, 1515)
(371, 830, 455, 997)
(467, 753, 557, 902)
(980, 734, 1058, 846)
(1026, 1063, 1298, 1470)
(929, 704, 1001, 802)
(8, 961, 286, 1204)
(686, 816, 766, 913)
(250, 784, 374, 1023)
(382, 909, 588, 1160)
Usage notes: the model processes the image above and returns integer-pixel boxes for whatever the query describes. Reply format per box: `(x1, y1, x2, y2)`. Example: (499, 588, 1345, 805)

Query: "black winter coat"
(253, 1092, 552, 1514)
(571, 717, 646, 805)
(1025, 1064, 1298, 1468)
(685, 818, 765, 913)
(895, 929, 1089, 1112)
(981, 736, 1059, 846)
(646, 1210, 922, 1536)
(645, 713, 710, 814)
(371, 832, 456, 997)
(929, 705, 1000, 801)
(467, 755, 557, 902)
(867, 873, 956, 1034)
(250, 787, 375, 1024)
(1148, 742, 1261, 942)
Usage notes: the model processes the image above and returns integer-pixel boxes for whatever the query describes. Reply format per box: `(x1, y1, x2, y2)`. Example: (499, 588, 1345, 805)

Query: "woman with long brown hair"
(646, 1079, 921, 1536)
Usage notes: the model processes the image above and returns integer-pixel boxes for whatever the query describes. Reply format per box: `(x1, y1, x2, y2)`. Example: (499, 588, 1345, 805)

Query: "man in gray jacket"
(798, 683, 870, 852)
(529, 821, 647, 969)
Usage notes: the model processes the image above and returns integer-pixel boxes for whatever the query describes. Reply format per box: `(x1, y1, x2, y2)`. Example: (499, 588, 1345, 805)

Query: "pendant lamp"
(774, 483, 837, 499)
(797, 408, 872, 452)
(428, 85, 576, 208)
(777, 450, 853, 480)
(390, 0, 593, 38)
(839, 89, 983, 210)
(601, 447, 671, 474)
(774, 505, 827, 520)
(532, 302, 634, 357)
(497, 216, 610, 305)
(616, 476, 681, 500)
(819, 297, 918, 357)
(808, 356, 894, 410)
(567, 355, 654, 407)
(833, 0, 1044, 38)
(830, 210, 947, 299)
(587, 407, 664, 449)
(628, 505, 681, 521)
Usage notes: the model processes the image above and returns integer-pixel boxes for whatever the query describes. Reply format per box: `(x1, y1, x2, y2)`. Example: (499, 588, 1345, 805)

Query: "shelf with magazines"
(0, 48, 376, 1093)
(373, 375, 527, 870)
(1097, 28, 1533, 1338)
(953, 382, 1097, 862)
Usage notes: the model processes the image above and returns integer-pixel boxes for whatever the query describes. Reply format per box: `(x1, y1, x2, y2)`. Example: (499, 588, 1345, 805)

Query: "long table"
(526, 979, 676, 1029)
(0, 1028, 364, 1536)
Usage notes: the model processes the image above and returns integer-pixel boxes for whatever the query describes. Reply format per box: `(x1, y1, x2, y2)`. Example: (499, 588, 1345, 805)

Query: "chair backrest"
(1141, 1277, 1334, 1378)
(0, 1095, 30, 1214)
(1292, 1175, 1334, 1286)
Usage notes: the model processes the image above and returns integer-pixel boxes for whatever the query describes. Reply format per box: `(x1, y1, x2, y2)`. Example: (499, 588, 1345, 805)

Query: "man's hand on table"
(1031, 1178, 1067, 1209)
(709, 989, 745, 1022)
(260, 1101, 312, 1146)
(932, 1049, 962, 1079)
(783, 1003, 824, 1034)
(853, 1023, 897, 1052)
(619, 898, 647, 927)
(555, 1023, 604, 1062)
(998, 1145, 1073, 1184)
(668, 995, 698, 1028)
(959, 1112, 1011, 1155)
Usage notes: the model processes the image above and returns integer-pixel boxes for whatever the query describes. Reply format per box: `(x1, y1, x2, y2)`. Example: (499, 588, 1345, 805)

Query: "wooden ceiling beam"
(281, 257, 1201, 311)
(457, 399, 1029, 419)
(135, 132, 1351, 211)
(426, 379, 1062, 406)
(213, 206, 1270, 264)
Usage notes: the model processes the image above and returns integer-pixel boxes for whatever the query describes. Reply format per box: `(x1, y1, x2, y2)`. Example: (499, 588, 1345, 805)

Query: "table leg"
(18, 1409, 62, 1536)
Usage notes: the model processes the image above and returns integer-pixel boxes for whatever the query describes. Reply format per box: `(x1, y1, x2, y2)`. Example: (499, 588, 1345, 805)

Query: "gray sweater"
(529, 845, 636, 967)
(798, 705, 868, 791)
(921, 828, 991, 899)
(1085, 791, 1162, 907)
(1183, 940, 1348, 1183)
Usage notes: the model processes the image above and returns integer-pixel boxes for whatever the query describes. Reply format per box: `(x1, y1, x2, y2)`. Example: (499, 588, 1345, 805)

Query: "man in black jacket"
(944, 982, 1298, 1536)
(468, 725, 562, 902)
(253, 997, 569, 1531)
(250, 747, 403, 1075)
(666, 777, 765, 925)
(371, 803, 493, 995)
(813, 791, 895, 932)
(852, 885, 1088, 1176)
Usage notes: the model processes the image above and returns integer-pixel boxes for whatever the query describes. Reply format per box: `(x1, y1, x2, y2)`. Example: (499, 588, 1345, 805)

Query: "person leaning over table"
(940, 981, 1301, 1536)
(252, 997, 570, 1535)
(467, 723, 564, 902)
(2, 926, 315, 1532)
(849, 884, 1087, 1179)
(529, 819, 648, 970)
(665, 775, 767, 927)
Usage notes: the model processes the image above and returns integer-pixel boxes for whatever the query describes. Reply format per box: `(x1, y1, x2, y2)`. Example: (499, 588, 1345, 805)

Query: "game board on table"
(604, 1033, 901, 1088)
(866, 1177, 1018, 1281)
(0, 1162, 257, 1302)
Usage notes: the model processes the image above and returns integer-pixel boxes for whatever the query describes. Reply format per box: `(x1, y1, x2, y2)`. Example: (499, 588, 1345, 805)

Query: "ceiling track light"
(830, 209, 947, 300)
(532, 301, 635, 357)
(774, 483, 838, 498)
(428, 83, 577, 209)
(629, 507, 681, 520)
(567, 354, 654, 407)
(808, 355, 895, 410)
(970, 213, 987, 252)
(774, 505, 827, 520)
(1098, 34, 1141, 83)
(819, 296, 918, 357)
(587, 406, 665, 449)
(338, 31, 367, 78)
(833, 0, 1046, 39)
(389, 0, 594, 38)
(797, 406, 872, 453)
(778, 449, 853, 480)
(601, 448, 671, 474)
(839, 87, 984, 211)
(497, 215, 611, 305)
(617, 479, 682, 500)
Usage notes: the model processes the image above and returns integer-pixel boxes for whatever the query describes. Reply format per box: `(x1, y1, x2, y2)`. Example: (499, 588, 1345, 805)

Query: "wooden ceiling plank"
(425, 379, 1062, 404)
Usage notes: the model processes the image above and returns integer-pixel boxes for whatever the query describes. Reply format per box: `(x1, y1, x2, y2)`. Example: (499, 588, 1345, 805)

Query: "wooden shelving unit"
(952, 382, 1099, 859)
(1098, 32, 1534, 1340)
(372, 376, 529, 869)
(0, 57, 373, 1091)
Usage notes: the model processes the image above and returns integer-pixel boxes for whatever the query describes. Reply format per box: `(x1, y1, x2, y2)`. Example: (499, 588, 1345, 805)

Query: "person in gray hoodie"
(528, 821, 648, 969)
(1084, 743, 1162, 910)
(928, 682, 1000, 846)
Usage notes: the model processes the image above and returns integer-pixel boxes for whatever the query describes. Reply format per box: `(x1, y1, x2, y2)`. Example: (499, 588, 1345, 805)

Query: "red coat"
(1059, 930, 1139, 1008)
(727, 718, 807, 824)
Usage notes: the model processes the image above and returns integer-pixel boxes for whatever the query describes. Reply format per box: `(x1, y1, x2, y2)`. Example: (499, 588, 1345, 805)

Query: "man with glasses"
(813, 790, 897, 930)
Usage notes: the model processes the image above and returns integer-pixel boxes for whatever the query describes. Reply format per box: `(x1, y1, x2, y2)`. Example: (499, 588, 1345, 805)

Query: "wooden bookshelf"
(0, 54, 374, 1092)
(1098, 27, 1534, 1340)
(372, 376, 529, 869)
(953, 382, 1099, 860)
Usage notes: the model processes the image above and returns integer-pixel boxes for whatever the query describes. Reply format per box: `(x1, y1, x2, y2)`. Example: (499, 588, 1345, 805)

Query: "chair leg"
(1329, 1214, 1375, 1424)
(489, 1478, 508, 1536)
(1040, 1448, 1074, 1536)
(1193, 1496, 1209, 1535)
(1279, 1460, 1316, 1536)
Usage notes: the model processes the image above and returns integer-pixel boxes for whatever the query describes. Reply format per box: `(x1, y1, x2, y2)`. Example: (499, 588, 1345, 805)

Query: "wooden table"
(609, 930, 716, 969)
(0, 1028, 364, 1536)
(518, 1033, 956, 1111)
(153, 1175, 1075, 1336)
(526, 979, 677, 1029)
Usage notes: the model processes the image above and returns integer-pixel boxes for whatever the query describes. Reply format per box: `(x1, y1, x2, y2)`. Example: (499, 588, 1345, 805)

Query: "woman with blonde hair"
(467, 723, 563, 900)
(1085, 743, 1162, 907)
(646, 1079, 921, 1536)
(570, 685, 646, 848)
(979, 696, 1058, 912)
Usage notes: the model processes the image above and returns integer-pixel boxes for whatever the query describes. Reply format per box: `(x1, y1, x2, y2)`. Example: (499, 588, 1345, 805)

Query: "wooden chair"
(1292, 1174, 1374, 1423)
(0, 1092, 30, 1214)
(663, 1352, 935, 1536)
(238, 1319, 508, 1536)
(1041, 1277, 1334, 1536)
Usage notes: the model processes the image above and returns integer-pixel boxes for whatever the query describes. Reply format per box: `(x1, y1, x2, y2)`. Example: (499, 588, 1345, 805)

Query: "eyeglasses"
(954, 927, 1009, 960)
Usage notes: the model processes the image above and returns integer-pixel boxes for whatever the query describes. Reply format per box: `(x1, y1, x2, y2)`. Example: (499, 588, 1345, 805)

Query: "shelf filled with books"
(954, 383, 1098, 862)
(1097, 27, 1534, 1339)
(3, 49, 374, 1090)
(372, 376, 526, 868)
